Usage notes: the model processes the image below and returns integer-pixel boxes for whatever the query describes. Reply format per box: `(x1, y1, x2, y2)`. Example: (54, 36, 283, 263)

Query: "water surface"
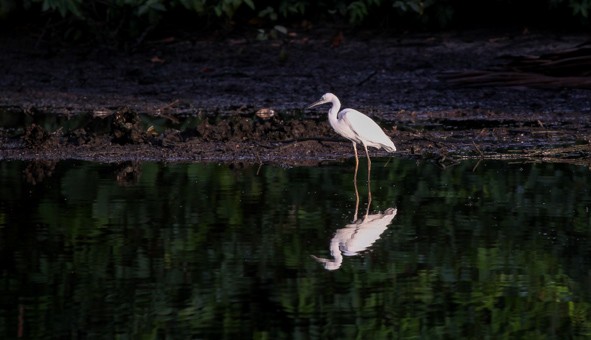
(0, 159, 590, 338)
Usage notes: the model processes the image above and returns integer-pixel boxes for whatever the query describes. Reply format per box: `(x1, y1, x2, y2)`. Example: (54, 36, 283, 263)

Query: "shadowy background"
(0, 0, 588, 46)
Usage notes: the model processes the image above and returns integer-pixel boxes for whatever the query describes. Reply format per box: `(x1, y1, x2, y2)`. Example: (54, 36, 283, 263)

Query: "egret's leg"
(364, 145, 371, 182)
(353, 142, 359, 182)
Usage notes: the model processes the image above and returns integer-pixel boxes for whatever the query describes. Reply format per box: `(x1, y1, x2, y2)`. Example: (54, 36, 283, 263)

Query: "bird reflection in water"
(311, 175, 397, 271)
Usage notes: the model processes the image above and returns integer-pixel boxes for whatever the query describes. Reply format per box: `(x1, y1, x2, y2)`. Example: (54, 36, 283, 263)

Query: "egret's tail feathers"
(383, 142, 396, 153)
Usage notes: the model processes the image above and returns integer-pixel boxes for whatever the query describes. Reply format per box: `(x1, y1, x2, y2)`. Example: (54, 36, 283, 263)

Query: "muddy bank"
(1, 28, 591, 165)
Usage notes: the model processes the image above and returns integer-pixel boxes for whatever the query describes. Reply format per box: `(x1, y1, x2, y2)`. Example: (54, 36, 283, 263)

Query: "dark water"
(0, 159, 590, 339)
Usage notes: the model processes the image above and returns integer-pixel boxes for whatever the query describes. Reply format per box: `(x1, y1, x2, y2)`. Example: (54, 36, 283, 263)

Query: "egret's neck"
(327, 97, 342, 125)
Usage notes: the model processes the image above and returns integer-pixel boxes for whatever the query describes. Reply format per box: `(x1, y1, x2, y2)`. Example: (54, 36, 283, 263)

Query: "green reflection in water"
(0, 159, 590, 338)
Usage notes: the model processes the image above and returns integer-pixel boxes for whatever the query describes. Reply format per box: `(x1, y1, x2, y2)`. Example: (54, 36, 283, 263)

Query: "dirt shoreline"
(1, 27, 591, 165)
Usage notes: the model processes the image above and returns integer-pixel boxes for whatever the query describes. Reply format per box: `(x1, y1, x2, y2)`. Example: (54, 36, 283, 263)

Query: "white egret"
(307, 93, 396, 179)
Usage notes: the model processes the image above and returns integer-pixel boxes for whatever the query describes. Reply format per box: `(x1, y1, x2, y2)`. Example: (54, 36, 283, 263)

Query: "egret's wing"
(341, 109, 393, 147)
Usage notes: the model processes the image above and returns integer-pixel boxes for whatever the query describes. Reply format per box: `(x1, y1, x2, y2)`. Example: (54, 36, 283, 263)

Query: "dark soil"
(2, 27, 591, 166)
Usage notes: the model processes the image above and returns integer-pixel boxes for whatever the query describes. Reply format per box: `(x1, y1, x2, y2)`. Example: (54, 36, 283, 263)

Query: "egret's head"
(307, 93, 336, 109)
(310, 255, 341, 271)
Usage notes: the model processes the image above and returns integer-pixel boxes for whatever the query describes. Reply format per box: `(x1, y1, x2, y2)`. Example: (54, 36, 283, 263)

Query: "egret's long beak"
(310, 255, 329, 263)
(307, 99, 325, 109)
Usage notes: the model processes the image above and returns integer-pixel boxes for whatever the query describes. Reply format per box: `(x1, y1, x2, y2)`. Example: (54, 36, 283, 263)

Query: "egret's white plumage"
(308, 93, 396, 177)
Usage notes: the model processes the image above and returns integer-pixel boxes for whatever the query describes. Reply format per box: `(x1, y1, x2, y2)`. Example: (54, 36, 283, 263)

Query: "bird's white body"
(333, 107, 396, 152)
(308, 93, 396, 153)
(308, 93, 396, 178)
